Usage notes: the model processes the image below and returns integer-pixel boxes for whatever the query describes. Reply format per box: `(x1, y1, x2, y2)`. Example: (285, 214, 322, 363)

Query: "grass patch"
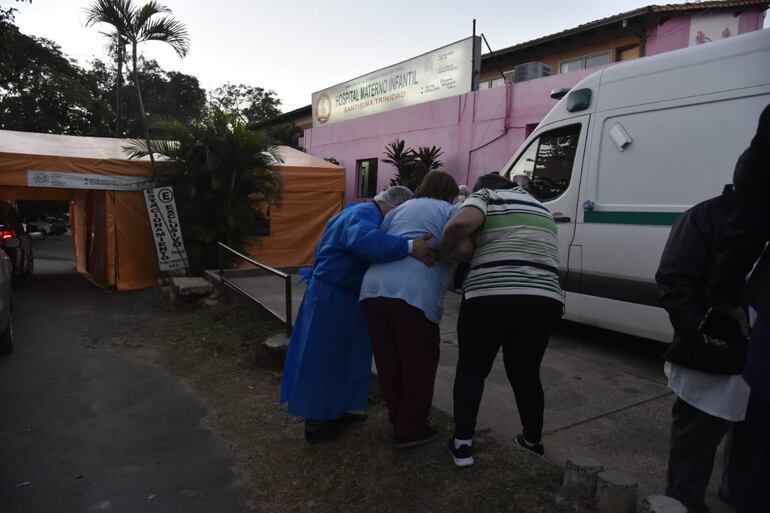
(135, 292, 588, 513)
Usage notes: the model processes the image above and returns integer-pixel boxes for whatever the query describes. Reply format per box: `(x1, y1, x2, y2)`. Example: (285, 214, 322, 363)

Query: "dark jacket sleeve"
(656, 204, 713, 341)
(709, 105, 770, 308)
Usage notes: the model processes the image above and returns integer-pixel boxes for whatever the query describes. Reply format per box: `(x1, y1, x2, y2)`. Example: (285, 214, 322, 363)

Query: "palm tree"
(124, 109, 284, 272)
(85, 0, 190, 171)
(103, 31, 126, 137)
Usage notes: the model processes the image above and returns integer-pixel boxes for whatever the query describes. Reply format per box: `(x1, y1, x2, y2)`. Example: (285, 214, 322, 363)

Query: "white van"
(502, 28, 770, 342)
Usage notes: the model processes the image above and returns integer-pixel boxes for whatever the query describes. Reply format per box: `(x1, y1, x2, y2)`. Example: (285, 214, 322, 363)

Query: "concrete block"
(201, 296, 222, 307)
(595, 470, 637, 513)
(640, 495, 687, 513)
(172, 277, 214, 297)
(263, 333, 288, 352)
(562, 456, 604, 499)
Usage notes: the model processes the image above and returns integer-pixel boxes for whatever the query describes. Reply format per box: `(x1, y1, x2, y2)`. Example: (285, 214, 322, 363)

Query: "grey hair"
(374, 186, 413, 208)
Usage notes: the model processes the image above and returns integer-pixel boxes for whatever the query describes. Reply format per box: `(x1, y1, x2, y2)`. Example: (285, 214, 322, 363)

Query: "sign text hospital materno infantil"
(311, 37, 481, 128)
(144, 187, 189, 272)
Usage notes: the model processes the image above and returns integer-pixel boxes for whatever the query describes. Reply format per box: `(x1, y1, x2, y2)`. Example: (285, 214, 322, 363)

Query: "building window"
(478, 77, 507, 89)
(616, 44, 640, 62)
(507, 124, 582, 202)
(559, 58, 584, 74)
(559, 50, 611, 74)
(356, 159, 378, 198)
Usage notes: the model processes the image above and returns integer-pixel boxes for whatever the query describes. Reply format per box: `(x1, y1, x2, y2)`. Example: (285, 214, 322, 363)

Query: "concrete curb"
(596, 470, 637, 513)
(563, 456, 604, 499)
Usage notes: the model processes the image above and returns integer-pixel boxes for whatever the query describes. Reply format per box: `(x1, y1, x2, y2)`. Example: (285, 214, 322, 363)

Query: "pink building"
(295, 2, 767, 200)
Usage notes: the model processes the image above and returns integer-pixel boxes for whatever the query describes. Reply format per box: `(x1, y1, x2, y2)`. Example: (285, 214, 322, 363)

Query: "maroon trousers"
(361, 297, 440, 438)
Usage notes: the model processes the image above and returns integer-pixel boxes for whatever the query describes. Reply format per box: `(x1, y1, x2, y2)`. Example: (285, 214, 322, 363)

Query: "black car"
(0, 202, 33, 288)
(45, 216, 67, 236)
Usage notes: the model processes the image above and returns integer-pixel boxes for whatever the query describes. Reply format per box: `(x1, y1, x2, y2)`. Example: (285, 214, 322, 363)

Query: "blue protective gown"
(280, 201, 410, 420)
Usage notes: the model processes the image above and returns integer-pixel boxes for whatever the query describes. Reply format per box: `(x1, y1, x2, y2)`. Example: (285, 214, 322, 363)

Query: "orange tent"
(0, 130, 160, 290)
(0, 131, 344, 288)
(246, 146, 345, 267)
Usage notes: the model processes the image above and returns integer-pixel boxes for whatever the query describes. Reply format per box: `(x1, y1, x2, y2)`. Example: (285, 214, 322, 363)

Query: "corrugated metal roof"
(483, 0, 768, 60)
(651, 1, 768, 12)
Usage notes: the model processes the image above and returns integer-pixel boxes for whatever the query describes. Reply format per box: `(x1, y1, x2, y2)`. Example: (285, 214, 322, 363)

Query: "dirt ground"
(100, 291, 592, 513)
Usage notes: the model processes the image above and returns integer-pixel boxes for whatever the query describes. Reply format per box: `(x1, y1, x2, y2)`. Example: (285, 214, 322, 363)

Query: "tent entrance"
(0, 131, 162, 291)
(0, 185, 160, 291)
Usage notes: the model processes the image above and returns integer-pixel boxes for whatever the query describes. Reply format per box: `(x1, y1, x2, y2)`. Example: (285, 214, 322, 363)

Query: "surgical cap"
(374, 186, 413, 208)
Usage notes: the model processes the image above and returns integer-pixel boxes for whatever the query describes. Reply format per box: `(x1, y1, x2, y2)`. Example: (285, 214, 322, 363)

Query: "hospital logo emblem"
(316, 93, 332, 125)
(32, 172, 50, 186)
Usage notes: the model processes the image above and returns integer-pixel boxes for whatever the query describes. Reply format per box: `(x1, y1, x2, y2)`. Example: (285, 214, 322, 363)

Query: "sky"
(9, 0, 770, 112)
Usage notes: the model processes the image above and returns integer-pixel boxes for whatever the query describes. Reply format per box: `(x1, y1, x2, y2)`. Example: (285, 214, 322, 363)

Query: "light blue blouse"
(359, 198, 457, 324)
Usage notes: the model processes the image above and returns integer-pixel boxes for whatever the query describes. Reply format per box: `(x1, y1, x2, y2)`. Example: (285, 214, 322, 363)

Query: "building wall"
(304, 9, 767, 201)
(304, 69, 595, 200)
(480, 33, 641, 81)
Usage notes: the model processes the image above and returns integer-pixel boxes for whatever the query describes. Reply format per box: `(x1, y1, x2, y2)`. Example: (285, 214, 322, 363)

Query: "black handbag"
(664, 311, 748, 375)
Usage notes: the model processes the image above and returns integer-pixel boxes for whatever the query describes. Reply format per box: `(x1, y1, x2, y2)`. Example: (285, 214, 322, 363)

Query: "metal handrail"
(217, 242, 293, 337)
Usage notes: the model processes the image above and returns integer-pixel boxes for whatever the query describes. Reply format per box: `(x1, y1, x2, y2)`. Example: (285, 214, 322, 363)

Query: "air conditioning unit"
(509, 62, 552, 83)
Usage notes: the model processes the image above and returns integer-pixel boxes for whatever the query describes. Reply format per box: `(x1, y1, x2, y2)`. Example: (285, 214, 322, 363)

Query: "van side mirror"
(566, 88, 592, 112)
(3, 237, 20, 249)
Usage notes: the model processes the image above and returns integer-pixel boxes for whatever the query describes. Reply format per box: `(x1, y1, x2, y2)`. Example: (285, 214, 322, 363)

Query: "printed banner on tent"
(28, 170, 156, 191)
(144, 187, 188, 272)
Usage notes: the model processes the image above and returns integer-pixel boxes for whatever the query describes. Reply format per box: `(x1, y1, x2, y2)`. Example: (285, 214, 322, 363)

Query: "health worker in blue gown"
(280, 186, 437, 442)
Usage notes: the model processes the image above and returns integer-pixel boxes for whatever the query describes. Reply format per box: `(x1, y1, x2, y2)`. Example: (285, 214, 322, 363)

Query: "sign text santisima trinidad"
(144, 186, 189, 272)
(312, 37, 480, 127)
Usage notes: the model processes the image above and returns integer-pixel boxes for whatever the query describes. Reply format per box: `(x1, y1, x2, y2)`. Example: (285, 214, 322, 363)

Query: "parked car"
(23, 216, 51, 239)
(1, 202, 34, 288)
(44, 216, 67, 236)
(0, 238, 17, 355)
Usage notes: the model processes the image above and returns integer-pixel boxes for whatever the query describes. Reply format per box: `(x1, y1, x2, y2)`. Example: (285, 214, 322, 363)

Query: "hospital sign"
(312, 37, 481, 128)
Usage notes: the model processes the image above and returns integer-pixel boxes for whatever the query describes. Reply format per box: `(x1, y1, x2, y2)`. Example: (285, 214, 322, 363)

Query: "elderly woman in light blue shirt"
(360, 171, 467, 449)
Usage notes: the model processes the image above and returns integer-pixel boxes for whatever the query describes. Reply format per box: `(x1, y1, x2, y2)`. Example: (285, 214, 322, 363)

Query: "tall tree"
(85, 0, 190, 171)
(0, 17, 110, 135)
(121, 58, 205, 136)
(209, 83, 282, 126)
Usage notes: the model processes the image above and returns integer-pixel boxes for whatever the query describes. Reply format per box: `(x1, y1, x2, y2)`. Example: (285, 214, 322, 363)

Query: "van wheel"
(0, 316, 12, 355)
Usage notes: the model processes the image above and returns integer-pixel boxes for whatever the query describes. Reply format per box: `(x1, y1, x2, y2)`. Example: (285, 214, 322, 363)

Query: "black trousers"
(739, 315, 770, 513)
(452, 295, 562, 441)
(666, 395, 761, 512)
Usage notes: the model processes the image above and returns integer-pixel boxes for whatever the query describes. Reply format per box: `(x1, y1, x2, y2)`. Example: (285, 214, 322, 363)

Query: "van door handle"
(553, 213, 571, 223)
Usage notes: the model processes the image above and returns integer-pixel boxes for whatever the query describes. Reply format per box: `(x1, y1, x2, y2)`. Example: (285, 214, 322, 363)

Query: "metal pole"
(471, 19, 479, 91)
(482, 33, 508, 83)
(219, 244, 224, 283)
(284, 276, 293, 337)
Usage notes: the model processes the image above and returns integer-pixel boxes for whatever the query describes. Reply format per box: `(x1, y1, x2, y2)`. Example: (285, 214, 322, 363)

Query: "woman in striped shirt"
(438, 173, 564, 468)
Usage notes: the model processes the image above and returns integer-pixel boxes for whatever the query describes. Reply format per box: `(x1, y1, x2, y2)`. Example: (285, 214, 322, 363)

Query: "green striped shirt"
(463, 187, 564, 304)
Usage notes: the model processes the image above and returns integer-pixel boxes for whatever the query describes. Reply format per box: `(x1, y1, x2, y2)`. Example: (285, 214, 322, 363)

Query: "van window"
(508, 124, 581, 201)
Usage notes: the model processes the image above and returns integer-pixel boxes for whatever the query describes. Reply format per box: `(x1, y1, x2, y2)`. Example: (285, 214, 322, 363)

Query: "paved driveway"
(0, 237, 250, 513)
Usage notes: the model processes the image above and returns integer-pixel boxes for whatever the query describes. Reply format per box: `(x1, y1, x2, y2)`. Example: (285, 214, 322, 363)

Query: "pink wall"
(304, 69, 594, 200)
(645, 15, 691, 56)
(739, 10, 766, 33)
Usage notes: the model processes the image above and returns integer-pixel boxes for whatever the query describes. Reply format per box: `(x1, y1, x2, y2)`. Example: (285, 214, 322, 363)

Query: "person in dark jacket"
(656, 184, 759, 513)
(705, 104, 770, 513)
